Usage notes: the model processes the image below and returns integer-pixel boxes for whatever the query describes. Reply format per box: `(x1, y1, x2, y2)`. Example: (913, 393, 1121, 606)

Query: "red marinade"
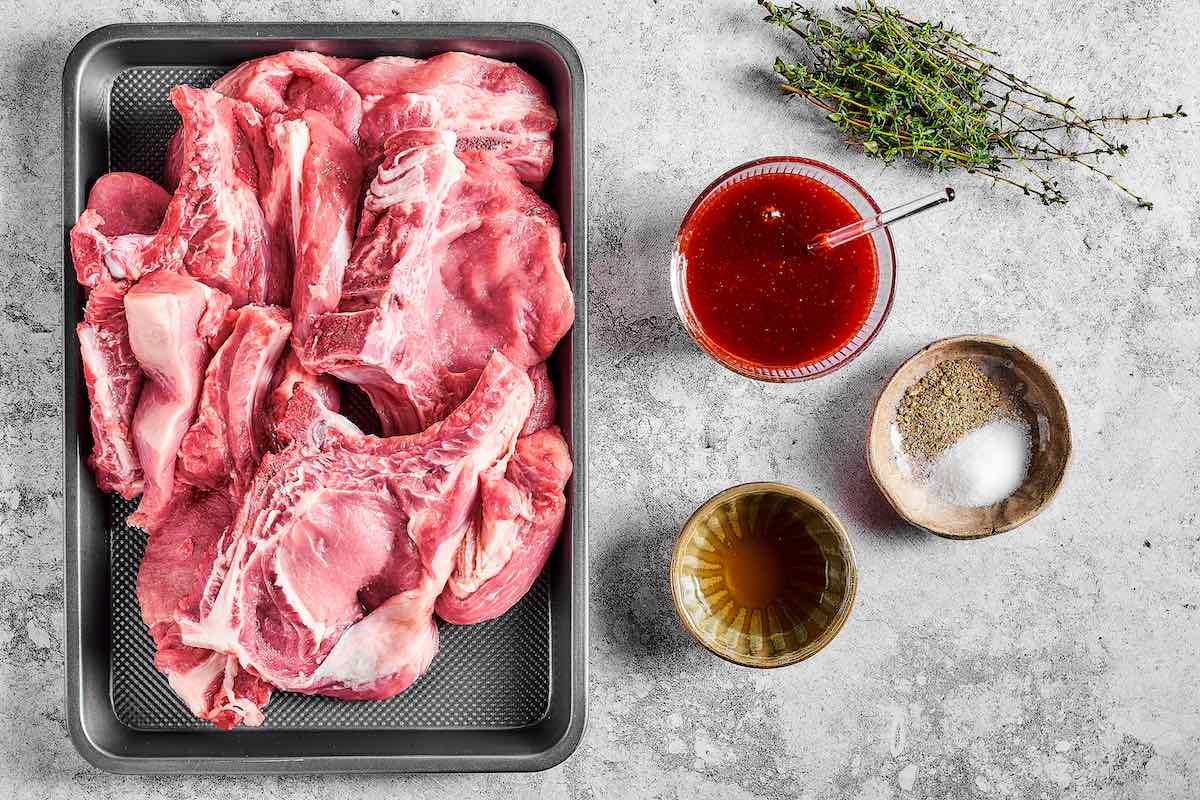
(681, 172, 878, 368)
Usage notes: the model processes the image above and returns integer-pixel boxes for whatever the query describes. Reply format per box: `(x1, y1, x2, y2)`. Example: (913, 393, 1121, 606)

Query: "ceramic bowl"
(669, 483, 857, 667)
(867, 335, 1072, 539)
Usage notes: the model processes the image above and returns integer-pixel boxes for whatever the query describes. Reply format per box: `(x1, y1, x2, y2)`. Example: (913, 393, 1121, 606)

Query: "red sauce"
(680, 172, 878, 368)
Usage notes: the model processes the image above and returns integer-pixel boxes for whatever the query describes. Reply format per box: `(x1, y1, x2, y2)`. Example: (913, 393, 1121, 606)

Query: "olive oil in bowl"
(670, 483, 856, 667)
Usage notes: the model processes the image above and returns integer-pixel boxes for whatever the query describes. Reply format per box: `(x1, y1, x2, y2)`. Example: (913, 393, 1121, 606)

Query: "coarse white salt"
(927, 416, 1031, 507)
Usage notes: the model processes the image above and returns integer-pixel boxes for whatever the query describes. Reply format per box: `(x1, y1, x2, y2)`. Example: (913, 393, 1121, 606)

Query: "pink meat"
(211, 51, 364, 142)
(303, 128, 463, 434)
(272, 382, 362, 451)
(177, 305, 292, 494)
(164, 52, 364, 190)
(263, 111, 364, 350)
(70, 172, 171, 288)
(72, 87, 282, 307)
(124, 272, 231, 530)
(436, 426, 571, 624)
(84, 172, 172, 236)
(267, 349, 341, 429)
(76, 281, 143, 498)
(523, 362, 558, 436)
(177, 352, 532, 702)
(305, 130, 573, 435)
(136, 486, 271, 729)
(347, 52, 556, 186)
(267, 348, 354, 454)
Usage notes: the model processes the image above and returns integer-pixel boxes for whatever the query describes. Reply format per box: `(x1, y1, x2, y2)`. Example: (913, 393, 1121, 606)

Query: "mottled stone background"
(2, 0, 1197, 797)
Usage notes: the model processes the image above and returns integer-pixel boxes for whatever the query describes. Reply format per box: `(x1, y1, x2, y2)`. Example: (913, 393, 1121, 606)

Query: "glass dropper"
(808, 186, 955, 253)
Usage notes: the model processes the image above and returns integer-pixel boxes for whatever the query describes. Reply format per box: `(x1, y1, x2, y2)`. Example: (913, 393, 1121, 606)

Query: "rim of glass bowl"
(670, 156, 897, 382)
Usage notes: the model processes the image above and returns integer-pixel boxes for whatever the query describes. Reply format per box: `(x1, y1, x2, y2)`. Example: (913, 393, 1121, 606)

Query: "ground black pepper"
(895, 358, 1002, 460)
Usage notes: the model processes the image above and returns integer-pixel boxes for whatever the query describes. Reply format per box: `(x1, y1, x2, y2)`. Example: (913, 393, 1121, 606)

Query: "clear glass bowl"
(670, 156, 896, 382)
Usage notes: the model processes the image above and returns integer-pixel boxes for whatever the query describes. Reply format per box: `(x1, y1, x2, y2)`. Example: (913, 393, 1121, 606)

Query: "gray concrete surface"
(2, 0, 1198, 797)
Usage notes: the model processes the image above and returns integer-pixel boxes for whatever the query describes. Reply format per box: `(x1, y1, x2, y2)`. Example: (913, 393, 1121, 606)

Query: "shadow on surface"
(812, 345, 929, 544)
(592, 522, 694, 668)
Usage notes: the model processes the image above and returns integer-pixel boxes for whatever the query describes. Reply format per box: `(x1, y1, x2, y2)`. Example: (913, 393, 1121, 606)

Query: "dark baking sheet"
(63, 23, 586, 773)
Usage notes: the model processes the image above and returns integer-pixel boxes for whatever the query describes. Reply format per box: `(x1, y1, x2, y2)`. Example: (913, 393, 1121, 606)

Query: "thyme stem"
(759, 0, 1186, 207)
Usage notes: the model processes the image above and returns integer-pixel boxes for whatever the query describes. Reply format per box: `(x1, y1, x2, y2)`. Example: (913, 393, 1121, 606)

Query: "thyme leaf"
(759, 1, 1187, 207)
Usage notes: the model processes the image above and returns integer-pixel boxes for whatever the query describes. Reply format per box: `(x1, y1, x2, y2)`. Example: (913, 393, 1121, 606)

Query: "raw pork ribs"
(70, 50, 573, 729)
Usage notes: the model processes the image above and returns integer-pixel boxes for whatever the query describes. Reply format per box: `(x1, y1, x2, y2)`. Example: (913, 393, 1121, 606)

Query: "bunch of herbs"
(759, 0, 1185, 207)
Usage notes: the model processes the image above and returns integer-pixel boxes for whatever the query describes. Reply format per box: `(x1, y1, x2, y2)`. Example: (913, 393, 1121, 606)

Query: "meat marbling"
(178, 352, 532, 699)
(72, 87, 282, 307)
(346, 52, 556, 186)
(136, 486, 271, 729)
(77, 281, 144, 499)
(305, 129, 572, 435)
(177, 305, 292, 495)
(262, 111, 365, 350)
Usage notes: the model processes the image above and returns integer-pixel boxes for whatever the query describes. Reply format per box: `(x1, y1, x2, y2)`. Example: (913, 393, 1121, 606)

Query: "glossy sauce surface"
(719, 521, 827, 611)
(681, 172, 878, 367)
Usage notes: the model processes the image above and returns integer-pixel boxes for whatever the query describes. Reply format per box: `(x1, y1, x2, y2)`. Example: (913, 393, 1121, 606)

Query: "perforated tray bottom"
(106, 66, 552, 731)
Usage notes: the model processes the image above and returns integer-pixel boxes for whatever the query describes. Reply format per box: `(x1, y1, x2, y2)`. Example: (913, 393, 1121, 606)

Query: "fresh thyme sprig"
(759, 0, 1186, 207)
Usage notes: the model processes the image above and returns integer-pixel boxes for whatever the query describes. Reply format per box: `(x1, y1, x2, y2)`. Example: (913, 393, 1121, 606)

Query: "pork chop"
(346, 52, 556, 186)
(305, 129, 572, 435)
(436, 426, 571, 624)
(177, 352, 532, 700)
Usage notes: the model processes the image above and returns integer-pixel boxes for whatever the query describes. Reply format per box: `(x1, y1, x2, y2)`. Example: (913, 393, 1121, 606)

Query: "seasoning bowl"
(670, 483, 857, 667)
(670, 156, 897, 381)
(867, 336, 1071, 539)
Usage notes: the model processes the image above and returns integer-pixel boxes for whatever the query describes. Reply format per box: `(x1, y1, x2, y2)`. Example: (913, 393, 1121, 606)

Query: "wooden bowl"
(867, 336, 1071, 539)
(669, 483, 857, 667)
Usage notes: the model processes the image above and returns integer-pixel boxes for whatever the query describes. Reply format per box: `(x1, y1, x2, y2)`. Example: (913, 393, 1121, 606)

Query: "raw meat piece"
(347, 52, 556, 186)
(69, 173, 172, 288)
(76, 281, 143, 498)
(436, 426, 571, 624)
(303, 128, 463, 434)
(429, 150, 572, 370)
(210, 52, 364, 141)
(272, 382, 362, 451)
(72, 87, 282, 307)
(305, 130, 573, 435)
(177, 352, 532, 703)
(177, 305, 292, 494)
(136, 486, 270, 729)
(268, 349, 341, 431)
(164, 52, 364, 190)
(125, 272, 231, 530)
(83, 172, 172, 236)
(263, 112, 364, 349)
(141, 306, 289, 728)
(523, 362, 558, 436)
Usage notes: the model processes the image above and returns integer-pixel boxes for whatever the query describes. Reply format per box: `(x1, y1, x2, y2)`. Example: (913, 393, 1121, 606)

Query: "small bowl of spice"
(867, 336, 1071, 539)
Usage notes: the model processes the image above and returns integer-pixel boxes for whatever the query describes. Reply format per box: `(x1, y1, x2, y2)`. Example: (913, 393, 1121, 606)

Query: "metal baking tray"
(63, 22, 587, 774)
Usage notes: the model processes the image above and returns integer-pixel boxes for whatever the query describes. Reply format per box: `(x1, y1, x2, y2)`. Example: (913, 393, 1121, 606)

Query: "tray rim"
(63, 21, 588, 774)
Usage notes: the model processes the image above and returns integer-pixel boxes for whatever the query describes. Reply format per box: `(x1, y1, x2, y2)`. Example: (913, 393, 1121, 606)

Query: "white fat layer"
(269, 488, 334, 651)
(283, 120, 310, 259)
(308, 589, 434, 688)
(77, 325, 139, 472)
(178, 533, 249, 658)
(166, 650, 226, 716)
